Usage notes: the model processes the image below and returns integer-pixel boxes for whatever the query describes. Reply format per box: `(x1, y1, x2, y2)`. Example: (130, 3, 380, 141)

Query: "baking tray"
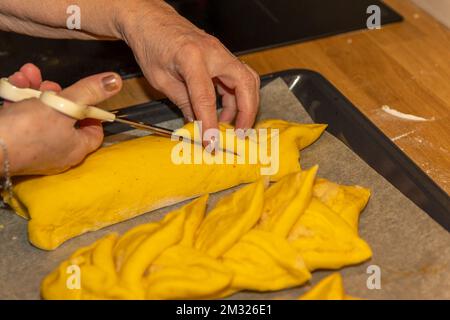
(104, 69, 450, 232)
(2, 70, 449, 300)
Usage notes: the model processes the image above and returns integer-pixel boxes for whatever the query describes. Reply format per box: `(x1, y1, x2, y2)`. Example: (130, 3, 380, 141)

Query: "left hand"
(0, 63, 122, 175)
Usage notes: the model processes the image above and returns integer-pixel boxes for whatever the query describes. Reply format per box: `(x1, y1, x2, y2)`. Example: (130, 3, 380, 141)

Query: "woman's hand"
(0, 0, 259, 142)
(0, 0, 260, 144)
(117, 1, 260, 140)
(0, 64, 122, 176)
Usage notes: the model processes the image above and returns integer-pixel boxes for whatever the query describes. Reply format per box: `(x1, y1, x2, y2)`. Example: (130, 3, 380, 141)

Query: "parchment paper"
(0, 78, 449, 300)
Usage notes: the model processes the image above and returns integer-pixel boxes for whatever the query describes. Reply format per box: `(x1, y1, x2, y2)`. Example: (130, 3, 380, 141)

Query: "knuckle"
(194, 92, 215, 108)
(239, 71, 256, 89)
(177, 34, 224, 63)
(204, 35, 222, 49)
(252, 70, 261, 86)
(84, 84, 102, 101)
(150, 81, 164, 92)
(242, 106, 258, 116)
(178, 41, 202, 59)
(240, 100, 258, 116)
(149, 75, 167, 92)
(67, 83, 102, 103)
(177, 100, 191, 110)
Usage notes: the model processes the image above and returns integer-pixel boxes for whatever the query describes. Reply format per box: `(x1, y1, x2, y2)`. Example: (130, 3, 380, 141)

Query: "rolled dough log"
(4, 119, 326, 250)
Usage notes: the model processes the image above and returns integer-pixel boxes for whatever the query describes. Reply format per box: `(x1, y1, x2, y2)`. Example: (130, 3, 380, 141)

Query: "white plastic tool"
(0, 77, 115, 121)
(0, 78, 238, 155)
(0, 77, 174, 136)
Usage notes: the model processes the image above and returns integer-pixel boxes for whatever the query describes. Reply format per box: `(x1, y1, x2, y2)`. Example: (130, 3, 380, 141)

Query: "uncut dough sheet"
(0, 78, 449, 299)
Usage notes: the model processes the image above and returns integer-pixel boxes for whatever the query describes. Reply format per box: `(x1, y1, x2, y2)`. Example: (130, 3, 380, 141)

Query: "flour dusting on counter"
(391, 130, 415, 141)
(381, 105, 434, 122)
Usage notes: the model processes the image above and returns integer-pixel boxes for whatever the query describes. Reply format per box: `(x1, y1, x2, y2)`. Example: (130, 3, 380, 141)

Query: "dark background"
(0, 0, 401, 87)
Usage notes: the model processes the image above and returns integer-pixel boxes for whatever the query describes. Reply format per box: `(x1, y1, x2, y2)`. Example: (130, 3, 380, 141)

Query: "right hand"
(117, 1, 260, 142)
(0, 63, 123, 176)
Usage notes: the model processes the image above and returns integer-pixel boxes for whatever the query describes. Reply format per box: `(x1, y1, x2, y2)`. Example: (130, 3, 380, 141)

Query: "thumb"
(61, 72, 121, 157)
(75, 118, 104, 156)
(60, 72, 122, 106)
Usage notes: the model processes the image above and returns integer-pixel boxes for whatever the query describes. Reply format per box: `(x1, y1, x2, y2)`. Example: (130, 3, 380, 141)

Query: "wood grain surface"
(99, 0, 450, 194)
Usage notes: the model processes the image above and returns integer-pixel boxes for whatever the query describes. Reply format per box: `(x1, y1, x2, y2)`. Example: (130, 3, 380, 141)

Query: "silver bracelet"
(0, 138, 13, 203)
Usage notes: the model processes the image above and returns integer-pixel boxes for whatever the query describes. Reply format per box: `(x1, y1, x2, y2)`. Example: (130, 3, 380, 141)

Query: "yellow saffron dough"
(4, 120, 327, 250)
(194, 180, 265, 257)
(42, 172, 372, 300)
(257, 166, 318, 237)
(40, 118, 375, 300)
(288, 197, 372, 271)
(299, 273, 359, 300)
(222, 230, 311, 294)
(145, 245, 233, 299)
(313, 178, 371, 232)
(42, 196, 212, 299)
(255, 120, 328, 180)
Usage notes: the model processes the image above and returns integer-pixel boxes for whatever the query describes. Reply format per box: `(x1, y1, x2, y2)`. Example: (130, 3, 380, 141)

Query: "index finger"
(179, 56, 218, 143)
(217, 61, 259, 130)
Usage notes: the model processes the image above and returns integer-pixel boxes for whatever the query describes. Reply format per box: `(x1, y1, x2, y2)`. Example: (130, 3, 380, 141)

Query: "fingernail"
(205, 138, 219, 154)
(235, 128, 247, 140)
(102, 74, 119, 92)
(203, 128, 221, 153)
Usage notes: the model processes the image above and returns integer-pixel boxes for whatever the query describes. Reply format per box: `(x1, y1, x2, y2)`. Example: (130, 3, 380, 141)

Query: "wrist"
(0, 119, 13, 176)
(0, 136, 14, 199)
(0, 114, 26, 177)
(0, 140, 3, 177)
(115, 0, 177, 44)
(0, 135, 11, 184)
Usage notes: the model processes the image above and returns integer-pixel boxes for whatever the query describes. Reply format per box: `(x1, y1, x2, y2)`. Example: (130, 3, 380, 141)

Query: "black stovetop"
(0, 0, 402, 87)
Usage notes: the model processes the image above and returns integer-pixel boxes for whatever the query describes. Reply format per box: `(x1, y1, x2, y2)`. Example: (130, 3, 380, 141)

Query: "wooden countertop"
(100, 0, 450, 194)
